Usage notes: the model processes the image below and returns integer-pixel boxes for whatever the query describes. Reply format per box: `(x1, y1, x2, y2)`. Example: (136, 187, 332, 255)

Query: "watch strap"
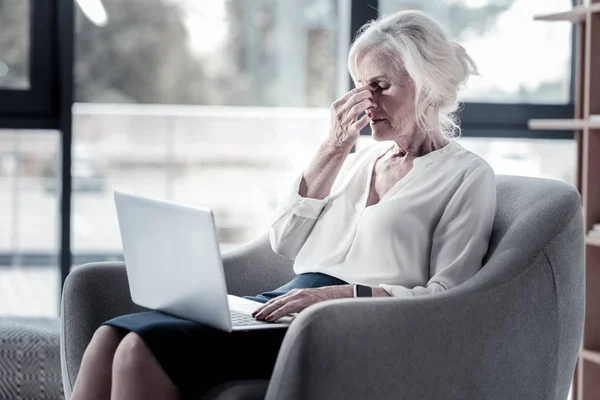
(353, 283, 373, 297)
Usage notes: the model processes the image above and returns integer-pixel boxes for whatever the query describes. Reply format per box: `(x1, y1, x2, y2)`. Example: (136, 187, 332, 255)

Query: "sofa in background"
(0, 317, 63, 400)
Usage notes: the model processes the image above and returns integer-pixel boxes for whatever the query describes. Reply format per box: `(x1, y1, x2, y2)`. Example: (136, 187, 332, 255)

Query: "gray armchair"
(60, 175, 585, 400)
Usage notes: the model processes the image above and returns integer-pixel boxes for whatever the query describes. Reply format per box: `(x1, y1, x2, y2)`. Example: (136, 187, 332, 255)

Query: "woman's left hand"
(252, 285, 353, 322)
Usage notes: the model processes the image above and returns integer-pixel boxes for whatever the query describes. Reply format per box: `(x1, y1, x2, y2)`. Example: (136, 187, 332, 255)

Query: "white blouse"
(269, 139, 497, 297)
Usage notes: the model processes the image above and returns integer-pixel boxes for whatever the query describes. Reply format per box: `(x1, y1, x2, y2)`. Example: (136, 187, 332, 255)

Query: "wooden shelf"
(547, 2, 600, 399)
(586, 235, 600, 247)
(533, 3, 600, 22)
(581, 349, 600, 365)
(527, 118, 600, 130)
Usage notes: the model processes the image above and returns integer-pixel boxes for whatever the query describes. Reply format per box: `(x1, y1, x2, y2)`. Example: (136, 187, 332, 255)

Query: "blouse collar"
(376, 139, 460, 167)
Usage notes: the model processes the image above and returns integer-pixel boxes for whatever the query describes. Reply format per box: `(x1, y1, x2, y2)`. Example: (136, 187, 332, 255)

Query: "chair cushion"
(202, 379, 269, 400)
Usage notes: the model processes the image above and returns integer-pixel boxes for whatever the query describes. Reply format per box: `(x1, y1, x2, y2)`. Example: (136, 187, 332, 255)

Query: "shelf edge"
(585, 236, 600, 247)
(528, 119, 586, 130)
(533, 3, 600, 22)
(581, 349, 600, 365)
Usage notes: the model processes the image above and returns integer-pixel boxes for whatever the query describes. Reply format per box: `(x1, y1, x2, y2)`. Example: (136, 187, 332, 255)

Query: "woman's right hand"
(326, 84, 374, 149)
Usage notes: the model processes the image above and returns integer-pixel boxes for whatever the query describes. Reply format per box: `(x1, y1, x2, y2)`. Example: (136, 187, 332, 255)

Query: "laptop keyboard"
(230, 309, 271, 326)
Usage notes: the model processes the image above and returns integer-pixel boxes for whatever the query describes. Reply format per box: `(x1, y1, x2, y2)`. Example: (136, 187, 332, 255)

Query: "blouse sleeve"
(379, 164, 497, 297)
(269, 153, 358, 260)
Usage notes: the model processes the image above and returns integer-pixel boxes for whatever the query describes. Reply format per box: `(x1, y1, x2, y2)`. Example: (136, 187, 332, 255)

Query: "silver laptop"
(113, 191, 290, 332)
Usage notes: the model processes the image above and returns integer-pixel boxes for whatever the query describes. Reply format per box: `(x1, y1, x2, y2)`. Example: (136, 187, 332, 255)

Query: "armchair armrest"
(221, 230, 295, 296)
(266, 252, 577, 400)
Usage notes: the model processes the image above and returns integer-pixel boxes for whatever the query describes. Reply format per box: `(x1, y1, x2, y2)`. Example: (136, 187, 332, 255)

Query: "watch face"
(356, 284, 372, 297)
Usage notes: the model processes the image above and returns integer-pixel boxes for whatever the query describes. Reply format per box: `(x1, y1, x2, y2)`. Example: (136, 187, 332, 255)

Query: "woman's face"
(353, 50, 416, 141)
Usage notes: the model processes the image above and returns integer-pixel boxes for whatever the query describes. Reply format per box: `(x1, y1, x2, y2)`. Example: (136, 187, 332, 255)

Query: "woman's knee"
(112, 332, 152, 373)
(88, 325, 125, 354)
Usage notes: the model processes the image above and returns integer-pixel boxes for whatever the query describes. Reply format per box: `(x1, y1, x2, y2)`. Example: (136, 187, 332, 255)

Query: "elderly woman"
(71, 10, 496, 400)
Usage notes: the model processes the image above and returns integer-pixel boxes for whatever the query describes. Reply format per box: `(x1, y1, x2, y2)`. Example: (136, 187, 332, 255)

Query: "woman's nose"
(368, 92, 379, 109)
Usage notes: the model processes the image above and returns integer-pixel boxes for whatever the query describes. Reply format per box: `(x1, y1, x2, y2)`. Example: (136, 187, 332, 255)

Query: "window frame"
(0, 0, 61, 128)
(0, 0, 74, 294)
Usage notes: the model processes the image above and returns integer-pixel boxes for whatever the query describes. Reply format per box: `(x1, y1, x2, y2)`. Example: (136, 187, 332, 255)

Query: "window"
(0, 0, 30, 89)
(75, 0, 338, 107)
(73, 0, 340, 258)
(0, 0, 67, 317)
(0, 131, 60, 317)
(379, 0, 573, 104)
(0, 0, 59, 117)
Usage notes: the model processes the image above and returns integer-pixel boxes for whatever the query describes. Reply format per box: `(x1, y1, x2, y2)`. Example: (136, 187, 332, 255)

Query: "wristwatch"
(353, 283, 373, 297)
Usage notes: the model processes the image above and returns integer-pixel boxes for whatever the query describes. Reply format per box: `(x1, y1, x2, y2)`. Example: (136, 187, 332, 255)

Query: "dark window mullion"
(459, 102, 574, 126)
(29, 0, 56, 112)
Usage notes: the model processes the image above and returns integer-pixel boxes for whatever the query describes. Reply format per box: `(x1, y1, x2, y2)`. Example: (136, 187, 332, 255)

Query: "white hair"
(348, 10, 478, 138)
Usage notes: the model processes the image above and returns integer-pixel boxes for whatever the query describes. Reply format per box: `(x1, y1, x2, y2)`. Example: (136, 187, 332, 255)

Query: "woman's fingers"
(265, 301, 304, 322)
(327, 83, 376, 146)
(346, 98, 372, 121)
(339, 89, 372, 113)
(351, 113, 371, 132)
(254, 292, 300, 320)
(254, 299, 286, 320)
(334, 83, 373, 106)
(253, 298, 279, 317)
(252, 290, 299, 317)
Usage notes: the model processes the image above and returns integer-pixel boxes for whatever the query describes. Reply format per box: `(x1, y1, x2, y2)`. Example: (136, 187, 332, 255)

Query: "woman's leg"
(111, 332, 180, 400)
(71, 326, 127, 400)
(103, 311, 288, 398)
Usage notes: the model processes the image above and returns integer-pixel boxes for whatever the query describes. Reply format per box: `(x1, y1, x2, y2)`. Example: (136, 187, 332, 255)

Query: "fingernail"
(266, 316, 273, 322)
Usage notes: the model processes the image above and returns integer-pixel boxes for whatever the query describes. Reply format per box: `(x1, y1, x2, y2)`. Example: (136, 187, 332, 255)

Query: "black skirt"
(103, 272, 348, 396)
